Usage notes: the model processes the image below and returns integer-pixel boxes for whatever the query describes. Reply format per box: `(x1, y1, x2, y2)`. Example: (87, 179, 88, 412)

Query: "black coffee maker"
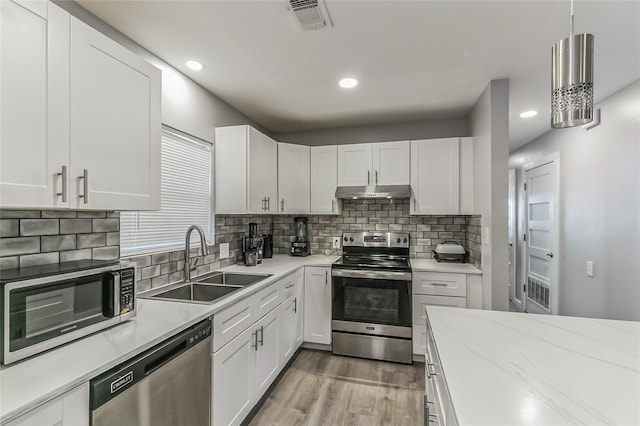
(290, 217, 310, 257)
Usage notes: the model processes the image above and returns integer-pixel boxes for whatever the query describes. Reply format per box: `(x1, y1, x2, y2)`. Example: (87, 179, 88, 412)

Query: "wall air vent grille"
(288, 0, 332, 31)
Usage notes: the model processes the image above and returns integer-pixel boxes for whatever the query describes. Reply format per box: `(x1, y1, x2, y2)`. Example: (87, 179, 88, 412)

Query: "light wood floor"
(247, 350, 424, 426)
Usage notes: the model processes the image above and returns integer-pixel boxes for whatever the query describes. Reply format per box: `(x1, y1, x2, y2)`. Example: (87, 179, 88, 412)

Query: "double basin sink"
(142, 271, 272, 304)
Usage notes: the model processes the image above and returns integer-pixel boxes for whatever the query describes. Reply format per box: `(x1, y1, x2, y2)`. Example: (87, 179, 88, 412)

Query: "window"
(121, 126, 213, 254)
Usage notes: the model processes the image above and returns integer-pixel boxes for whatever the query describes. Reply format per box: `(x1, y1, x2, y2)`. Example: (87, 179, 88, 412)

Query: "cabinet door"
(247, 129, 278, 214)
(337, 144, 372, 186)
(70, 17, 160, 211)
(293, 271, 305, 348)
(310, 145, 341, 214)
(212, 327, 254, 426)
(410, 138, 460, 214)
(278, 143, 310, 214)
(303, 267, 331, 345)
(459, 137, 474, 214)
(0, 1, 69, 209)
(279, 295, 294, 366)
(252, 307, 280, 402)
(372, 141, 410, 185)
(61, 382, 89, 426)
(214, 125, 248, 214)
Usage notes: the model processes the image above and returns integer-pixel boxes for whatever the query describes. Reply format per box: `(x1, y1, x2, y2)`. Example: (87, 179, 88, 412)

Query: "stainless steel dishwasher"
(90, 318, 212, 426)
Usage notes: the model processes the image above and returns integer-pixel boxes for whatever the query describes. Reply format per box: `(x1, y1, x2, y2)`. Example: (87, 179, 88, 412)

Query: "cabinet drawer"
(253, 280, 283, 320)
(413, 295, 466, 325)
(413, 272, 466, 297)
(213, 296, 253, 352)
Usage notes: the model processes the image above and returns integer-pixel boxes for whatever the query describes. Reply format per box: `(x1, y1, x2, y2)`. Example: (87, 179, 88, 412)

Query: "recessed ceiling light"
(186, 60, 204, 71)
(339, 78, 358, 89)
(520, 110, 538, 118)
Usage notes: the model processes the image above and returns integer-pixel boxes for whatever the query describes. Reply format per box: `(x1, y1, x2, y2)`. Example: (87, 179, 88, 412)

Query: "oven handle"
(331, 269, 412, 281)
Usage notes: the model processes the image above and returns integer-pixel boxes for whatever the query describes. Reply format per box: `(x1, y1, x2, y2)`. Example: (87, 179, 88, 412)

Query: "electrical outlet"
(586, 261, 594, 277)
(332, 237, 341, 249)
(220, 243, 230, 259)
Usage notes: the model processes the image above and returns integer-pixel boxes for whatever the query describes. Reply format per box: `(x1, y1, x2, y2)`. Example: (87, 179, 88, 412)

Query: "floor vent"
(288, 0, 333, 31)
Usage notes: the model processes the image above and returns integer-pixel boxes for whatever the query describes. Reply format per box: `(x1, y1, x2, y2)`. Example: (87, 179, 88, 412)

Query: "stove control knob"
(349, 237, 354, 242)
(344, 237, 348, 242)
(396, 238, 401, 243)
(403, 238, 408, 243)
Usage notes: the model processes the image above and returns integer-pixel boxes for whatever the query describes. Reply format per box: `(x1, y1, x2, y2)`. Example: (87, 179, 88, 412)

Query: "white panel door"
(278, 143, 310, 214)
(293, 273, 305, 348)
(214, 126, 248, 214)
(372, 141, 410, 185)
(524, 159, 559, 315)
(252, 307, 280, 402)
(212, 327, 254, 426)
(337, 144, 372, 186)
(0, 1, 69, 209)
(411, 138, 460, 214)
(303, 267, 331, 345)
(278, 296, 294, 366)
(70, 17, 160, 210)
(248, 129, 278, 214)
(310, 145, 341, 214)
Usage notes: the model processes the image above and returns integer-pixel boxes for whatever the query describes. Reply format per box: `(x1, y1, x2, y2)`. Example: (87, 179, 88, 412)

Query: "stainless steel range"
(331, 232, 412, 364)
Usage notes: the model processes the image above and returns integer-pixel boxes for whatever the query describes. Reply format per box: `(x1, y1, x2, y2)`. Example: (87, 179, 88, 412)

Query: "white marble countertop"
(426, 306, 640, 425)
(0, 255, 337, 424)
(411, 259, 481, 274)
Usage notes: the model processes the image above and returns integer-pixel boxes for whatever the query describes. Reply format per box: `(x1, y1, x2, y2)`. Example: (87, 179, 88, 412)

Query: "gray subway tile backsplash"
(0, 203, 482, 289)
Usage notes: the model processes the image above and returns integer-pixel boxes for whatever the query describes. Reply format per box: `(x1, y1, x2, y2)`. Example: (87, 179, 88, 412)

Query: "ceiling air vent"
(288, 0, 333, 31)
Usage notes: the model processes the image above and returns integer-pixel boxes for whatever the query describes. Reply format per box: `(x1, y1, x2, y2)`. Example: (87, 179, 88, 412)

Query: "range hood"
(335, 185, 412, 199)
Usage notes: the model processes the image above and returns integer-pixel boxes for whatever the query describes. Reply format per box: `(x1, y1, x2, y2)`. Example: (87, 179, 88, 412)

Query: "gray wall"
(470, 79, 510, 311)
(274, 118, 468, 146)
(509, 80, 640, 321)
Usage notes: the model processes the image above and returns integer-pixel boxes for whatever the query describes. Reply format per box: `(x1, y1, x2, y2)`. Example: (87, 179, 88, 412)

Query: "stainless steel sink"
(194, 271, 272, 286)
(145, 282, 242, 303)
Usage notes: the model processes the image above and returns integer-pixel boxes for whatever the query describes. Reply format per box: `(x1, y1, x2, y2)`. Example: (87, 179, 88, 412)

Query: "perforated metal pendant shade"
(551, 33, 594, 128)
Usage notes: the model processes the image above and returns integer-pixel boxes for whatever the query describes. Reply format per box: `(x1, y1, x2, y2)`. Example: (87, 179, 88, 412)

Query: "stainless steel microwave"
(1, 260, 136, 365)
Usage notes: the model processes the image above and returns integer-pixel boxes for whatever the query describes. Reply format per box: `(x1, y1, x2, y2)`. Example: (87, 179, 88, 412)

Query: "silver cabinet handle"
(262, 198, 266, 212)
(78, 169, 89, 204)
(427, 363, 438, 377)
(258, 325, 264, 346)
(431, 282, 449, 287)
(293, 298, 297, 314)
(375, 170, 378, 184)
(56, 165, 67, 202)
(367, 170, 370, 185)
(252, 331, 258, 351)
(545, 252, 554, 258)
(267, 197, 270, 212)
(332, 199, 335, 213)
(325, 270, 328, 285)
(413, 198, 417, 212)
(281, 198, 284, 211)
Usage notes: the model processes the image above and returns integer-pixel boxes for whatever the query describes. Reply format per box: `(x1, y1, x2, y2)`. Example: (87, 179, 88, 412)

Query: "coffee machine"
(242, 223, 264, 265)
(290, 217, 310, 257)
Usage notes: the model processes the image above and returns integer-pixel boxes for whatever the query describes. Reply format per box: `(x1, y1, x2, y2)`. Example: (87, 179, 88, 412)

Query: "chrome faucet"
(184, 225, 208, 282)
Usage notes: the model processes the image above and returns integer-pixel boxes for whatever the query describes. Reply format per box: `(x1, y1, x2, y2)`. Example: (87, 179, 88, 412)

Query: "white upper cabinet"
(411, 137, 473, 215)
(337, 143, 372, 186)
(70, 17, 161, 211)
(310, 145, 341, 214)
(0, 2, 161, 210)
(215, 125, 278, 214)
(277, 143, 310, 214)
(0, 1, 69, 209)
(372, 141, 411, 185)
(337, 141, 410, 187)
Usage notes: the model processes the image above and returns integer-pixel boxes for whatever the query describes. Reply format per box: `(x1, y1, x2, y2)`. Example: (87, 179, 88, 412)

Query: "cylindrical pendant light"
(551, 0, 594, 128)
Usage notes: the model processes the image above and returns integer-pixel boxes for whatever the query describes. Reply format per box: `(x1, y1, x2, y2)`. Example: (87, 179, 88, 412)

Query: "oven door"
(332, 269, 412, 331)
(4, 270, 120, 364)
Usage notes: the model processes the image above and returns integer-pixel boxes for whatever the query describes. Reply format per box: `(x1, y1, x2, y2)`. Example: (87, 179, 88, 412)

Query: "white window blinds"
(120, 127, 213, 254)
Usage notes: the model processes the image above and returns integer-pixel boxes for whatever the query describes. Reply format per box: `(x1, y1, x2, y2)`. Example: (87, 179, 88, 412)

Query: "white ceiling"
(76, 0, 640, 151)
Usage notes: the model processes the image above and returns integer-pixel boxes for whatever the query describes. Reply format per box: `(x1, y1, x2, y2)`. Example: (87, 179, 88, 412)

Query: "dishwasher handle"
(89, 318, 212, 410)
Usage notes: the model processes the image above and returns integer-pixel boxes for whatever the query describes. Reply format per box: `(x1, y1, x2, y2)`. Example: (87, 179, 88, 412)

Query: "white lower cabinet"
(279, 269, 305, 366)
(212, 327, 254, 426)
(252, 308, 280, 402)
(6, 382, 88, 426)
(303, 267, 331, 345)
